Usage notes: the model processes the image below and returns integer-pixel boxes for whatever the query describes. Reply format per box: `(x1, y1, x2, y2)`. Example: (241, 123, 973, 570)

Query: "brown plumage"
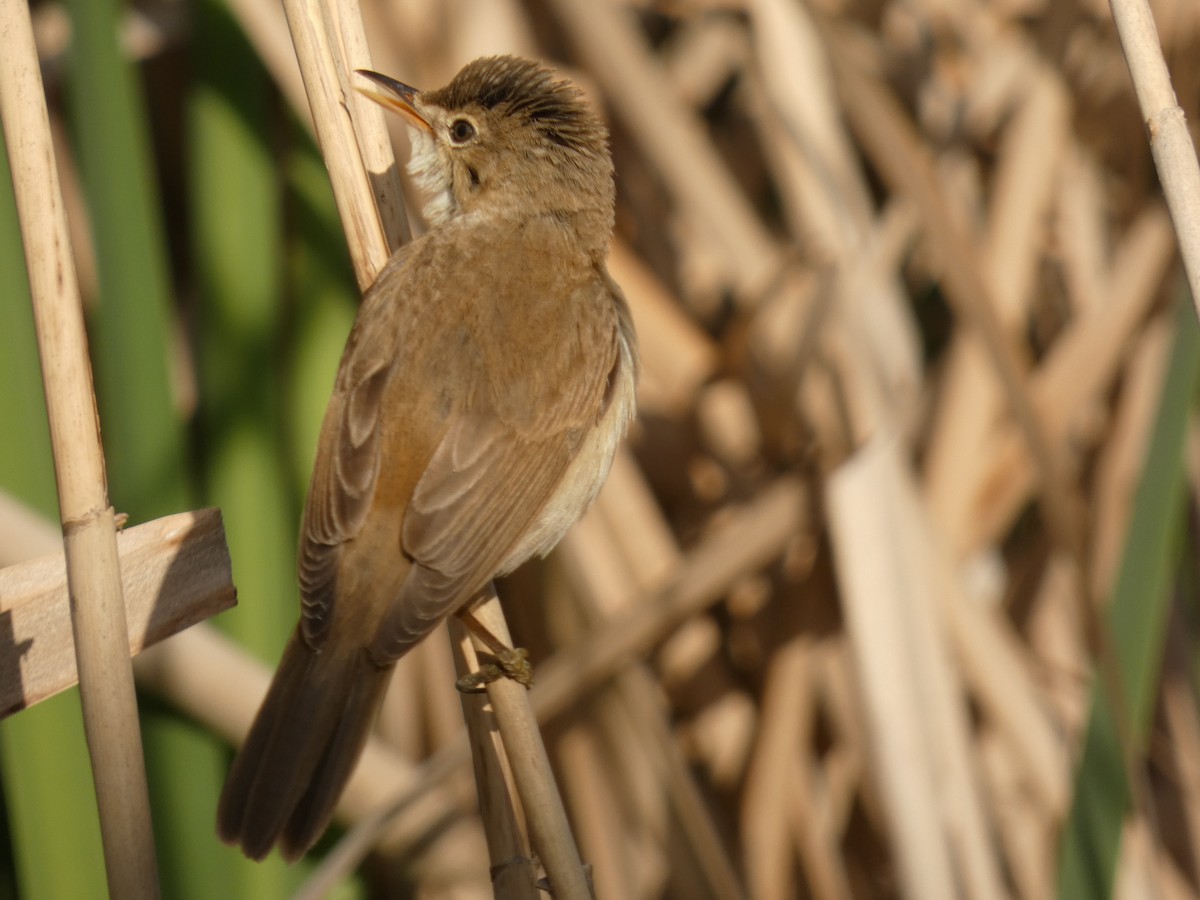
(217, 55, 637, 861)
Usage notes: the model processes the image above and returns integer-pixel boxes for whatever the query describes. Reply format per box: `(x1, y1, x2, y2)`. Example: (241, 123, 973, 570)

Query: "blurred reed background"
(1, 0, 1199, 897)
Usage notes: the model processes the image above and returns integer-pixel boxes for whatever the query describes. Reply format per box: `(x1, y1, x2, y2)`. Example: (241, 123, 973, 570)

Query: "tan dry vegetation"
(10, 0, 1200, 897)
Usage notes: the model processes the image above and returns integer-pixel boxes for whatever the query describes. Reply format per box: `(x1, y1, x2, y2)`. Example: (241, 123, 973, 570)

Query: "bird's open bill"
(354, 69, 432, 132)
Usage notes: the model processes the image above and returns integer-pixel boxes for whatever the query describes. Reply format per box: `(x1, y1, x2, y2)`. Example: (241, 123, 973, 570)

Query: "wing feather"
(370, 277, 628, 662)
(297, 275, 411, 647)
(404, 417, 577, 576)
(370, 426, 578, 662)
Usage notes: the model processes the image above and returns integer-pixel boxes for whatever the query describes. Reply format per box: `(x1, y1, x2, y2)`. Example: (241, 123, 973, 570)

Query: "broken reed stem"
(1108, 0, 1200, 321)
(0, 1, 160, 897)
(0, 509, 235, 717)
(281, 1, 590, 893)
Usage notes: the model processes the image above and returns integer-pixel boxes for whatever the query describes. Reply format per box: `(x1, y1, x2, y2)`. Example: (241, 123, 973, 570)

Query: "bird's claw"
(455, 646, 533, 693)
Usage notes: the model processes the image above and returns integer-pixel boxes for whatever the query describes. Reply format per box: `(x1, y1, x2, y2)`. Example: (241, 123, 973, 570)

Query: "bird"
(216, 55, 637, 862)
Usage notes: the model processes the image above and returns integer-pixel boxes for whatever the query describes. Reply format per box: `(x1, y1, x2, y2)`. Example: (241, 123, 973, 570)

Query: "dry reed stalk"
(704, 699, 764, 788)
(292, 738, 479, 899)
(550, 501, 671, 899)
(571, 449, 681, 599)
(923, 67, 1069, 541)
(280, 0, 391, 288)
(379, 629, 464, 761)
(423, 633, 473, 749)
(741, 635, 811, 900)
(375, 636, 429, 759)
(824, 31, 1183, 858)
(466, 587, 593, 900)
(530, 477, 805, 723)
(328, 0, 410, 249)
(1161, 669, 1200, 875)
(608, 242, 718, 417)
(566, 724, 652, 897)
(741, 96, 908, 463)
(558, 479, 745, 898)
(747, 0, 922, 430)
(613, 669, 746, 900)
(569, 686, 670, 899)
(46, 114, 99, 306)
(954, 206, 1175, 553)
(977, 729, 1054, 898)
(696, 381, 761, 470)
(749, 0, 872, 240)
(813, 642, 865, 796)
(1115, 817, 1195, 900)
(449, 617, 539, 900)
(1108, 0, 1200, 319)
(938, 568, 1068, 815)
(1024, 557, 1092, 732)
(662, 15, 747, 108)
(657, 617, 722, 697)
(788, 761, 855, 900)
(457, 0, 538, 63)
(780, 647, 857, 900)
(554, 718, 640, 900)
(0, 1, 160, 895)
(1055, 147, 1109, 316)
(982, 68, 1068, 321)
(827, 433, 1005, 900)
(15, 504, 494, 891)
(827, 443, 957, 899)
(814, 656, 866, 893)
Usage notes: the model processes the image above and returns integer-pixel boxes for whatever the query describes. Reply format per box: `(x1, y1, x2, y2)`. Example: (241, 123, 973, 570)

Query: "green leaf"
(1056, 295, 1200, 898)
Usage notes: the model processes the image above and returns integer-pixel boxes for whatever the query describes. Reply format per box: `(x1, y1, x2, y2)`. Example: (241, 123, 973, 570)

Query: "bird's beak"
(354, 69, 432, 132)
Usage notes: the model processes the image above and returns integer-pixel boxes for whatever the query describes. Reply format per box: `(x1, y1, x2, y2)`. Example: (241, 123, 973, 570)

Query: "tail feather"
(217, 628, 392, 861)
(279, 668, 391, 858)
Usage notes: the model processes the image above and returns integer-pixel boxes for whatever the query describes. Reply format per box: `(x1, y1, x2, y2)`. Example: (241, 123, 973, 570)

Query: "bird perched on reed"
(217, 54, 637, 861)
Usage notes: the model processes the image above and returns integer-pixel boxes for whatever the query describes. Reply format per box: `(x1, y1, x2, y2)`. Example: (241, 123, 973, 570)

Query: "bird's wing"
(296, 258, 429, 649)
(369, 283, 627, 662)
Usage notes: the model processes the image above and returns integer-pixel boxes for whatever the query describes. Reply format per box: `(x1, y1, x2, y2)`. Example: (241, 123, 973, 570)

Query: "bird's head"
(357, 56, 614, 240)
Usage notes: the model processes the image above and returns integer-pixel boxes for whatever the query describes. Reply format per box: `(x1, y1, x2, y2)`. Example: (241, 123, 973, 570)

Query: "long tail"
(217, 627, 392, 861)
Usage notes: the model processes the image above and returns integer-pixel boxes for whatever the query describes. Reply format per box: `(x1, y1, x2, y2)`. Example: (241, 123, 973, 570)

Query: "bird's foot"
(455, 645, 533, 693)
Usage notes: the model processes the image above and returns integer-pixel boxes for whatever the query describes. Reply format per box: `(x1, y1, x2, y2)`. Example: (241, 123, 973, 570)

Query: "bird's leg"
(454, 608, 534, 693)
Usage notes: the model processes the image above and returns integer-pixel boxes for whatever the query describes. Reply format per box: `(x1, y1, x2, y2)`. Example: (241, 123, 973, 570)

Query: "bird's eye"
(449, 119, 476, 144)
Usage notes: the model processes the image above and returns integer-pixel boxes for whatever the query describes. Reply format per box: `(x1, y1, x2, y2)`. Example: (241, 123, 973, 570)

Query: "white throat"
(406, 129, 456, 226)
